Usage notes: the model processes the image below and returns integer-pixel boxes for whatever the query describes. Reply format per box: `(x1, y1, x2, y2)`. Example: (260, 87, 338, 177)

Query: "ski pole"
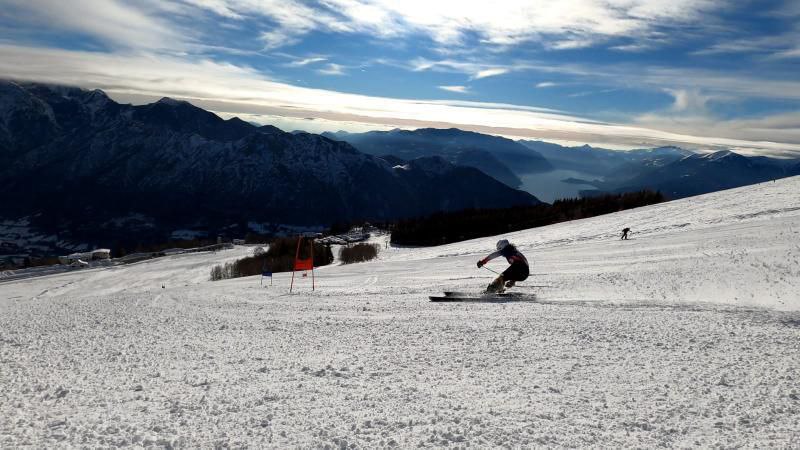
(481, 265, 501, 275)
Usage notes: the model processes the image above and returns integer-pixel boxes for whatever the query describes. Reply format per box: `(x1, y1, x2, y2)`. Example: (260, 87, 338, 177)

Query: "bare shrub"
(210, 262, 236, 281)
(339, 243, 379, 264)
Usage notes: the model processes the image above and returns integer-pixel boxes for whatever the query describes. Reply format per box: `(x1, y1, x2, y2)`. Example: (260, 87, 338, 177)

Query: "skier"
(477, 239, 529, 293)
(621, 227, 631, 240)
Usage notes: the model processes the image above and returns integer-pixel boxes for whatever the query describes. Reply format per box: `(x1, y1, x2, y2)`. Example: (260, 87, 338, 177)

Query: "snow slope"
(1, 177, 799, 447)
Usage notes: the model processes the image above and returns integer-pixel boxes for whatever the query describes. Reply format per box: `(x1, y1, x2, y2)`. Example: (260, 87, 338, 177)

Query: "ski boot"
(504, 280, 516, 290)
(485, 276, 505, 294)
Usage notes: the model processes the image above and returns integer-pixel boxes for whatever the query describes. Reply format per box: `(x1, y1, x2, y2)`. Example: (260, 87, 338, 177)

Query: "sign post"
(261, 260, 272, 287)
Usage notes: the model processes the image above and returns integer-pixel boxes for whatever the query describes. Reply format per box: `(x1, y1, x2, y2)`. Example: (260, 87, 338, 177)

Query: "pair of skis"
(429, 290, 536, 303)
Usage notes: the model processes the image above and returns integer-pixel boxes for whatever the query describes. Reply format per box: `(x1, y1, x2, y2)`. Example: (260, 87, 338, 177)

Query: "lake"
(519, 169, 599, 203)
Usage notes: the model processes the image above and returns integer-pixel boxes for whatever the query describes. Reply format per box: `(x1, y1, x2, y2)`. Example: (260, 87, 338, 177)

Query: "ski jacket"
(482, 244, 528, 267)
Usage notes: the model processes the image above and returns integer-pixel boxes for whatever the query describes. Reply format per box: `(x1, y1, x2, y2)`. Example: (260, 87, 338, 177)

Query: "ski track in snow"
(2, 178, 800, 447)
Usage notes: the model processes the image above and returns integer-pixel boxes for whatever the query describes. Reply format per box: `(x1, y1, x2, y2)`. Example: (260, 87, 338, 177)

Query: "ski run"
(2, 177, 799, 447)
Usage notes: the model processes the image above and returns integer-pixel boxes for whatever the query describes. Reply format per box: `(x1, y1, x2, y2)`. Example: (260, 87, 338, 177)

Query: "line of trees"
(390, 190, 665, 246)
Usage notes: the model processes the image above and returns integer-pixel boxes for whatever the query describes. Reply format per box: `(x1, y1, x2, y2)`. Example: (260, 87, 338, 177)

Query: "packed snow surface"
(2, 178, 799, 447)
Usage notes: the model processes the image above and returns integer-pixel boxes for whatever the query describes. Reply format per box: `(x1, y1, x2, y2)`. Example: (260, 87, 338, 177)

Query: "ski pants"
(502, 262, 529, 282)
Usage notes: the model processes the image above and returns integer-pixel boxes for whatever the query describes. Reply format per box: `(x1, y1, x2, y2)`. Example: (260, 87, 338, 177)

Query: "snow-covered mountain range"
(586, 150, 799, 198)
(0, 81, 538, 253)
(3, 79, 798, 256)
(324, 128, 554, 187)
(519, 140, 799, 199)
(518, 141, 694, 176)
(327, 131, 799, 202)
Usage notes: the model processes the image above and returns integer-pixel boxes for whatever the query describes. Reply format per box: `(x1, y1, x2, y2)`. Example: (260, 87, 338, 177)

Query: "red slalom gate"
(290, 236, 315, 292)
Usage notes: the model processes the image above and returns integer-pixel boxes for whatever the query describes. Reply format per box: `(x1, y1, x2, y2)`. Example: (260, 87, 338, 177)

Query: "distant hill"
(519, 139, 798, 199)
(324, 128, 553, 187)
(518, 140, 692, 176)
(582, 150, 796, 199)
(0, 81, 539, 254)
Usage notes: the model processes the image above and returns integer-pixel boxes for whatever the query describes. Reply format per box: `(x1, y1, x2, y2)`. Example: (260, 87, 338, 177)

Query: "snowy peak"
(0, 81, 60, 154)
(133, 96, 257, 141)
(682, 149, 749, 165)
(258, 124, 283, 134)
(81, 89, 113, 114)
(643, 145, 691, 155)
(0, 80, 46, 122)
(155, 97, 190, 106)
(699, 150, 738, 161)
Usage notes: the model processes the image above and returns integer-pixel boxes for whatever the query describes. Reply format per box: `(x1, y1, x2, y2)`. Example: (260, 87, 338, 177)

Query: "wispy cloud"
(2, 0, 182, 51)
(666, 89, 713, 113)
(473, 68, 509, 79)
(634, 109, 800, 157)
(692, 31, 800, 57)
(411, 58, 515, 80)
(504, 59, 800, 103)
(548, 38, 597, 50)
(438, 85, 469, 93)
(178, 0, 730, 52)
(317, 63, 346, 75)
(763, 1, 800, 19)
(2, 0, 784, 72)
(610, 43, 656, 52)
(567, 88, 618, 98)
(630, 66, 800, 101)
(408, 54, 800, 106)
(259, 29, 302, 50)
(286, 56, 327, 67)
(536, 82, 558, 88)
(768, 47, 800, 60)
(3, 44, 799, 157)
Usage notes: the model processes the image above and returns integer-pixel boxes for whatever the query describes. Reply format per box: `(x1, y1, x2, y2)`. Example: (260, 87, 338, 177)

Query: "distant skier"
(621, 227, 631, 240)
(477, 239, 529, 293)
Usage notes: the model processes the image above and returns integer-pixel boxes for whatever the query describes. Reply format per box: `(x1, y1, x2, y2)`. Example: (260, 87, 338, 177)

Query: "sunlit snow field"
(2, 177, 799, 447)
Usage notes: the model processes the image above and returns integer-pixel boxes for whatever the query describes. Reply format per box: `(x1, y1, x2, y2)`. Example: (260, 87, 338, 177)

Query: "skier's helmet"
(496, 239, 510, 251)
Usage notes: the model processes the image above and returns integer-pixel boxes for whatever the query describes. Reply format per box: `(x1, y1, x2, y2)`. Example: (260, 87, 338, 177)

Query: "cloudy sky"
(1, 0, 799, 155)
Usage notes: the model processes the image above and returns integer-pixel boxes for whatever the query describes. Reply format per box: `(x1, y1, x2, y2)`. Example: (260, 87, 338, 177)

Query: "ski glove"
(477, 258, 487, 268)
